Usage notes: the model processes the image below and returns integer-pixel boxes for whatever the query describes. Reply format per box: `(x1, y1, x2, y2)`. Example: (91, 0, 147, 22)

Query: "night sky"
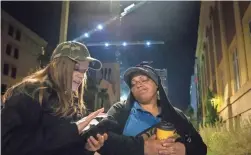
(1, 1, 200, 111)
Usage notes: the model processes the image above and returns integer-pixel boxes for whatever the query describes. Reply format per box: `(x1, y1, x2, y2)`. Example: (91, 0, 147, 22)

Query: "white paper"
(82, 113, 108, 132)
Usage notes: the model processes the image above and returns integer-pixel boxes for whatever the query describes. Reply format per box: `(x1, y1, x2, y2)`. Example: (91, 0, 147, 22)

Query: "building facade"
(1, 10, 48, 95)
(190, 74, 198, 120)
(195, 1, 251, 129)
(155, 68, 168, 95)
(89, 63, 120, 111)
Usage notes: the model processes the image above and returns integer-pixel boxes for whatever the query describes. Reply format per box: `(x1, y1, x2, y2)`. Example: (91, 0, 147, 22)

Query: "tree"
(185, 104, 198, 129)
(204, 89, 220, 127)
(185, 104, 194, 118)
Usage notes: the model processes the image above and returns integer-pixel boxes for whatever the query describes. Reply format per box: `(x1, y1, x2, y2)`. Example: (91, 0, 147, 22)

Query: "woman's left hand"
(85, 133, 108, 152)
(159, 138, 186, 155)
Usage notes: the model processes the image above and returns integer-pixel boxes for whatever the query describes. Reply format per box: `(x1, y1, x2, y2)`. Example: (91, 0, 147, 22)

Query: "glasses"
(131, 76, 150, 87)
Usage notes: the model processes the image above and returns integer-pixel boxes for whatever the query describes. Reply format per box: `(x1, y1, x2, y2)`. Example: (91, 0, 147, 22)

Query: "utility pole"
(59, 1, 70, 43)
(110, 1, 122, 102)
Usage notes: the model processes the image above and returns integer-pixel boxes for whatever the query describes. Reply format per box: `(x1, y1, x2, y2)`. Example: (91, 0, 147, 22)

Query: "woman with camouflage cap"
(1, 41, 107, 155)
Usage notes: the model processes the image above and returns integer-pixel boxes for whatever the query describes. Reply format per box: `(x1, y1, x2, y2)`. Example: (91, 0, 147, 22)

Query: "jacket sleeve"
(1, 93, 84, 155)
(97, 102, 145, 155)
(176, 110, 207, 155)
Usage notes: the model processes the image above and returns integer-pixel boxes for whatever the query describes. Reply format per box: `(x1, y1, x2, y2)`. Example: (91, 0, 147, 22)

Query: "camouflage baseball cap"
(51, 41, 102, 70)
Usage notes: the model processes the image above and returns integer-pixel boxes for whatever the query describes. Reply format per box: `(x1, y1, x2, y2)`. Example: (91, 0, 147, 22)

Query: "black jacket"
(98, 76, 207, 155)
(1, 82, 93, 155)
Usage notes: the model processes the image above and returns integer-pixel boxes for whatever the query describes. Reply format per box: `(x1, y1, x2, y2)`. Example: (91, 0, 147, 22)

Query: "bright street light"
(84, 33, 89, 38)
(124, 3, 135, 12)
(97, 24, 103, 30)
(105, 43, 109, 47)
(86, 41, 165, 47)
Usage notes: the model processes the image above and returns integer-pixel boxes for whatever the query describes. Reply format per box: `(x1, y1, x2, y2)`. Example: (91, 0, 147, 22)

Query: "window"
(8, 25, 14, 36)
(249, 21, 251, 37)
(239, 1, 250, 19)
(6, 44, 12, 56)
(104, 68, 107, 80)
(242, 6, 251, 65)
(204, 43, 210, 86)
(3, 63, 9, 76)
(213, 80, 217, 94)
(1, 84, 7, 95)
(16, 30, 21, 41)
(108, 68, 111, 81)
(14, 48, 19, 59)
(232, 48, 240, 92)
(212, 6, 223, 65)
(201, 57, 206, 98)
(221, 1, 235, 47)
(101, 68, 103, 78)
(208, 27, 215, 77)
(11, 67, 17, 79)
(219, 69, 225, 96)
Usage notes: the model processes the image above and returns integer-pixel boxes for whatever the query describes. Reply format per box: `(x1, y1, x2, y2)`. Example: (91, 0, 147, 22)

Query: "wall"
(1, 10, 48, 95)
(195, 2, 251, 128)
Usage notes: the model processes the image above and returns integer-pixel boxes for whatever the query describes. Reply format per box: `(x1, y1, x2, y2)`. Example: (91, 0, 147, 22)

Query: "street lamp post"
(59, 1, 70, 43)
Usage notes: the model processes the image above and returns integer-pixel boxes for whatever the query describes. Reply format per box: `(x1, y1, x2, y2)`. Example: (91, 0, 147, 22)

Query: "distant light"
(105, 43, 109, 47)
(121, 12, 127, 17)
(84, 33, 89, 38)
(124, 3, 135, 12)
(97, 24, 103, 30)
(146, 41, 151, 46)
(122, 42, 127, 46)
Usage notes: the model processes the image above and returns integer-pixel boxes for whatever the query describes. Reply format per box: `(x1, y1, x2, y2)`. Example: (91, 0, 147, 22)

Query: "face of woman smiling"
(72, 61, 89, 91)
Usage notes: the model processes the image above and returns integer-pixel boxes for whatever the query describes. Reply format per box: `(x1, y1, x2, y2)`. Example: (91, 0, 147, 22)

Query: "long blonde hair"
(2, 57, 87, 117)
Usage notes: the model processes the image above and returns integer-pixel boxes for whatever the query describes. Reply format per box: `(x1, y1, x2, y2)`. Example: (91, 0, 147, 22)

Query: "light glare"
(97, 24, 103, 30)
(84, 33, 89, 38)
(120, 94, 127, 101)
